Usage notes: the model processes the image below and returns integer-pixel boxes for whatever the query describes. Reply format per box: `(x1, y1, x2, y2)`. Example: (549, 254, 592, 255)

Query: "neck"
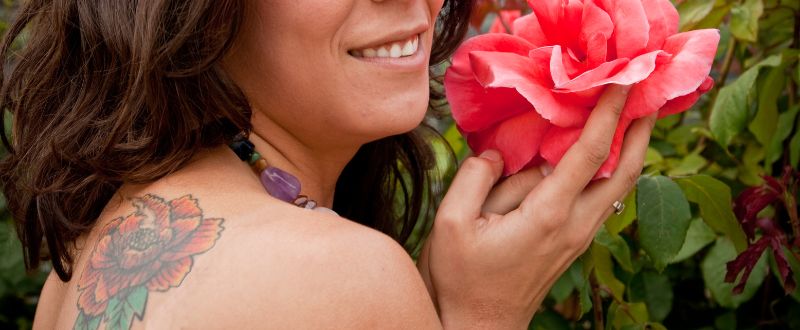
(247, 112, 360, 209)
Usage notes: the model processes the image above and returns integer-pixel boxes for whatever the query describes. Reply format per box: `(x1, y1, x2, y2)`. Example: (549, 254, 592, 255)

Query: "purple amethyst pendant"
(260, 166, 302, 203)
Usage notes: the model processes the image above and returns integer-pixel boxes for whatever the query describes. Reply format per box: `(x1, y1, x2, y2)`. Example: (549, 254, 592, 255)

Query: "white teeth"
(401, 40, 414, 56)
(389, 43, 402, 58)
(376, 47, 389, 58)
(351, 35, 419, 59)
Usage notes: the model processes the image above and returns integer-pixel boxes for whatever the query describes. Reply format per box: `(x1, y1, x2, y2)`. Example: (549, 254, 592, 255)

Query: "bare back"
(33, 147, 440, 329)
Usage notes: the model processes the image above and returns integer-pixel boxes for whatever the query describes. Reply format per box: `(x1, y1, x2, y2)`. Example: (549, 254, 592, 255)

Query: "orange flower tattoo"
(74, 194, 224, 330)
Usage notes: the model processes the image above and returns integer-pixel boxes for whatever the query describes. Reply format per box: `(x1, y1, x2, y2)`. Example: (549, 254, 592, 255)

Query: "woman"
(0, 0, 654, 328)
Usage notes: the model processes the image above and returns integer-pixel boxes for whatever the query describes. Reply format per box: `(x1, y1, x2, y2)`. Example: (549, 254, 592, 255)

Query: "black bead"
(228, 138, 255, 161)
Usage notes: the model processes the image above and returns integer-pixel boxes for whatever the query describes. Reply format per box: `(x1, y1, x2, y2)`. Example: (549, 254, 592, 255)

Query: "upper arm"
(333, 228, 442, 329)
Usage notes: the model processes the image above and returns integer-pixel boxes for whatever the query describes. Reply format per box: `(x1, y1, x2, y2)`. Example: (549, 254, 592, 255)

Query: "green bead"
(248, 152, 261, 165)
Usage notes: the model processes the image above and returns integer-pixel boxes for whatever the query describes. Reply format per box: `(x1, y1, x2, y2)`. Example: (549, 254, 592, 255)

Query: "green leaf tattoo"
(73, 194, 224, 330)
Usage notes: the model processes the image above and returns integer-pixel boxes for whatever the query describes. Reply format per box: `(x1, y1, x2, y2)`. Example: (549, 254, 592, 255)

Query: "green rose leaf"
(637, 175, 692, 271)
(711, 55, 781, 149)
(766, 105, 800, 168)
(628, 271, 673, 322)
(548, 269, 576, 304)
(594, 225, 634, 272)
(790, 118, 800, 169)
(730, 0, 764, 42)
(609, 301, 650, 329)
(677, 0, 716, 31)
(749, 66, 785, 146)
(529, 309, 570, 330)
(702, 237, 768, 308)
(666, 153, 708, 177)
(592, 243, 625, 300)
(675, 175, 748, 252)
(672, 218, 717, 263)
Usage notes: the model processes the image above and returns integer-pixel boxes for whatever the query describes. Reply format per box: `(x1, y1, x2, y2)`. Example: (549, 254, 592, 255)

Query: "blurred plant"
(442, 0, 800, 329)
(0, 3, 49, 329)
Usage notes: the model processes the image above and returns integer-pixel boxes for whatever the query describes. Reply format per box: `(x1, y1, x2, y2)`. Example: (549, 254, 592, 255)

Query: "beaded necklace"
(228, 133, 336, 214)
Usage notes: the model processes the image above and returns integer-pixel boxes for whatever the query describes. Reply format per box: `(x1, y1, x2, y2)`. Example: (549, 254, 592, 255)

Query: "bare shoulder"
(214, 205, 441, 328)
(38, 157, 442, 329)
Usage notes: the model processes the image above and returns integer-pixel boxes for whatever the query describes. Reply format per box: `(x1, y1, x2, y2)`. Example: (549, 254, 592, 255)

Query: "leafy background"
(2, 0, 800, 329)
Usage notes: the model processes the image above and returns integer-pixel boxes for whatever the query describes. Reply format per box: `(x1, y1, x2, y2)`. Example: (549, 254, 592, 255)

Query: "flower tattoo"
(73, 194, 224, 330)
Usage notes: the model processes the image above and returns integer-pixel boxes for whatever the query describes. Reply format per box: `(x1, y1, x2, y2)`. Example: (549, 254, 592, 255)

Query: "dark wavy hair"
(0, 0, 474, 281)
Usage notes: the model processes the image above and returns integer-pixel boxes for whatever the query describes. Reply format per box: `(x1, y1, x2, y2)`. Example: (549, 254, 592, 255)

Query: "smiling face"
(224, 0, 445, 148)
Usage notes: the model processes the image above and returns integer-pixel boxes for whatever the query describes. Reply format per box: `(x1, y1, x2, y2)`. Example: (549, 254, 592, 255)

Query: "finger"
(437, 149, 504, 225)
(527, 85, 631, 213)
(576, 113, 657, 230)
(482, 164, 549, 215)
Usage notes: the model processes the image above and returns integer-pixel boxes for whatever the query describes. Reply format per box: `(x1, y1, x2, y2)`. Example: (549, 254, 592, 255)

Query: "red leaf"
(727, 218, 796, 295)
(734, 177, 783, 240)
(726, 235, 769, 294)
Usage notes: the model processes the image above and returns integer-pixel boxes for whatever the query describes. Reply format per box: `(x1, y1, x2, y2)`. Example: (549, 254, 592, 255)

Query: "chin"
(354, 90, 430, 142)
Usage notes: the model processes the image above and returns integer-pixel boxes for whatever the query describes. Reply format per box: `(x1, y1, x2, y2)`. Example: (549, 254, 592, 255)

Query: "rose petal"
(527, 0, 564, 30)
(512, 12, 550, 47)
(585, 33, 609, 69)
(642, 0, 680, 52)
(555, 50, 664, 92)
(445, 74, 533, 132)
(595, 115, 634, 178)
(550, 46, 572, 87)
(490, 10, 521, 34)
(658, 76, 714, 118)
(554, 57, 629, 90)
(448, 33, 534, 78)
(540, 115, 633, 179)
(469, 48, 591, 127)
(445, 34, 536, 132)
(580, 0, 614, 54)
(623, 29, 720, 119)
(528, 0, 584, 53)
(465, 110, 551, 176)
(599, 0, 651, 59)
(540, 126, 581, 168)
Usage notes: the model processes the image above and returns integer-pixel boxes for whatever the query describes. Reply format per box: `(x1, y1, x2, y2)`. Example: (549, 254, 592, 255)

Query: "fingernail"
(479, 149, 502, 162)
(540, 163, 553, 177)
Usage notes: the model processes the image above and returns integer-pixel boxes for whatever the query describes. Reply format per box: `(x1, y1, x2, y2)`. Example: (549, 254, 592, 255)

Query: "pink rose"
(445, 0, 718, 178)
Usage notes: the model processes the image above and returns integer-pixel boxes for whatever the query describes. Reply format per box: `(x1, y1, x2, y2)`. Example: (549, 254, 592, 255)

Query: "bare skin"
(34, 145, 441, 329)
(32, 86, 652, 330)
(31, 0, 656, 328)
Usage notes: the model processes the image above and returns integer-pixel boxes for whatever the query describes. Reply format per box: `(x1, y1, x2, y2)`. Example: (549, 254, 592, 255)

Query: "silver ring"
(612, 200, 625, 215)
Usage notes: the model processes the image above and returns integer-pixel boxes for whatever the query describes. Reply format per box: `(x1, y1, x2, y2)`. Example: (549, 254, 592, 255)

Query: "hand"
(417, 85, 657, 329)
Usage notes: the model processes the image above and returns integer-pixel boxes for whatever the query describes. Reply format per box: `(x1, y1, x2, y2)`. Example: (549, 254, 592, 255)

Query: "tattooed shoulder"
(73, 194, 224, 330)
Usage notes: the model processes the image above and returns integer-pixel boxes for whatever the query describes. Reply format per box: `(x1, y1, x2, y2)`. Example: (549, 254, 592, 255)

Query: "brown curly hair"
(0, 0, 474, 281)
